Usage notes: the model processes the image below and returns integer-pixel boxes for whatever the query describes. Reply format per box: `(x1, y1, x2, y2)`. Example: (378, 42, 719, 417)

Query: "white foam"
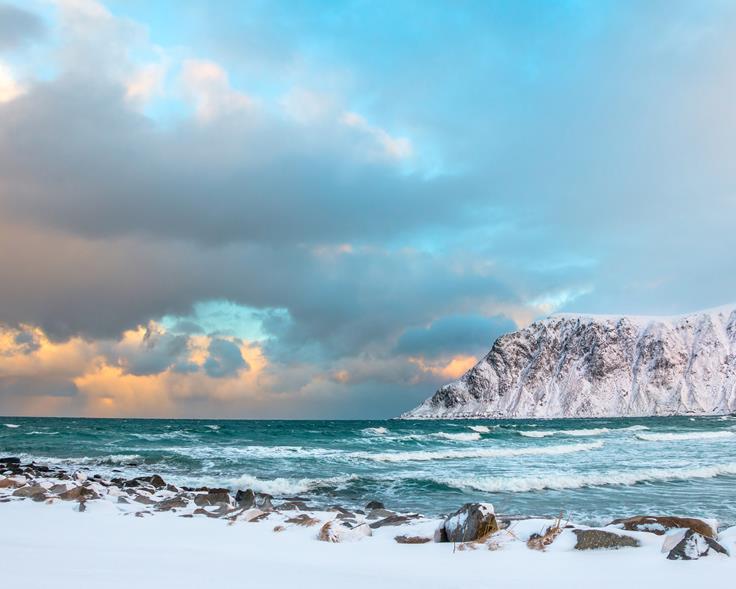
(635, 431, 736, 442)
(222, 473, 358, 496)
(468, 425, 491, 433)
(353, 441, 604, 462)
(361, 427, 389, 436)
(444, 461, 736, 493)
(3, 423, 20, 428)
(205, 425, 220, 431)
(433, 432, 481, 442)
(518, 426, 647, 438)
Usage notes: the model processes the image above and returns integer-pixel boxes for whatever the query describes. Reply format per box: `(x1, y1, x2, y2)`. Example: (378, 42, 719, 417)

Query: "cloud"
(0, 3, 45, 52)
(203, 338, 248, 378)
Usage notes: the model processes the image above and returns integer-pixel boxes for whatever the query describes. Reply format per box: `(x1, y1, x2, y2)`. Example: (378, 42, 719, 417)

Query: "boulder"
(367, 508, 395, 520)
(194, 491, 231, 507)
(58, 486, 100, 501)
(366, 500, 385, 510)
(13, 484, 47, 498)
(147, 475, 166, 489)
(369, 513, 422, 529)
(0, 457, 21, 466)
(572, 529, 640, 551)
(441, 503, 497, 542)
(235, 489, 256, 508)
(155, 496, 190, 511)
(666, 529, 729, 560)
(278, 500, 310, 511)
(610, 515, 716, 538)
(318, 520, 372, 543)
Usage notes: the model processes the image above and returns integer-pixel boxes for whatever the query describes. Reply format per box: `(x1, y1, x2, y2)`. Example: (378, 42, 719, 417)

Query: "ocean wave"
(222, 473, 359, 496)
(442, 462, 736, 493)
(468, 425, 491, 434)
(433, 432, 481, 442)
(3, 423, 20, 428)
(635, 431, 736, 442)
(205, 425, 220, 431)
(361, 427, 389, 436)
(25, 431, 59, 435)
(351, 441, 604, 462)
(167, 445, 343, 460)
(21, 454, 144, 466)
(132, 431, 195, 441)
(518, 425, 648, 438)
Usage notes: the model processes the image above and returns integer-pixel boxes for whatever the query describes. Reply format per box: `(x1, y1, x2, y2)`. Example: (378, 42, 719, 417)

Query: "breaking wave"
(352, 441, 604, 463)
(635, 431, 736, 442)
(222, 473, 359, 496)
(3, 423, 20, 428)
(361, 427, 389, 436)
(468, 425, 491, 434)
(442, 462, 736, 493)
(518, 426, 648, 438)
(433, 432, 481, 442)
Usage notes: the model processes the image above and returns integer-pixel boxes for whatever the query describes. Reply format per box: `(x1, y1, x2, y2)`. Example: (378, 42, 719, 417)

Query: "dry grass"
(526, 513, 568, 551)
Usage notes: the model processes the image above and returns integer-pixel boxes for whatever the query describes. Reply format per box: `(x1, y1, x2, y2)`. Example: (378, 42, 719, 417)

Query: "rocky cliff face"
(402, 305, 736, 419)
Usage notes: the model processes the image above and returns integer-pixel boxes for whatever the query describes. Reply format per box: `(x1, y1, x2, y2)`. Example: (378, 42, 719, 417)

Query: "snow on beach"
(2, 458, 736, 588)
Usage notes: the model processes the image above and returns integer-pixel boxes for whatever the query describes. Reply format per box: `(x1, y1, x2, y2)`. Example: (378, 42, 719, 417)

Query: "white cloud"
(341, 111, 413, 160)
(0, 62, 23, 103)
(180, 59, 254, 121)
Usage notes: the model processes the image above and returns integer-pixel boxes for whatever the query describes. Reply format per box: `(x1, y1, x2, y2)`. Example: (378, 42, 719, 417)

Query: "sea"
(2, 415, 736, 525)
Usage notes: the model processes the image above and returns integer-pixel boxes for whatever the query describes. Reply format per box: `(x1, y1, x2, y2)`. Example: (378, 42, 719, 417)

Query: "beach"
(2, 455, 736, 588)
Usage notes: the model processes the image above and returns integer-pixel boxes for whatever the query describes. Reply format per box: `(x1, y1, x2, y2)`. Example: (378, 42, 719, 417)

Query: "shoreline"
(2, 456, 736, 585)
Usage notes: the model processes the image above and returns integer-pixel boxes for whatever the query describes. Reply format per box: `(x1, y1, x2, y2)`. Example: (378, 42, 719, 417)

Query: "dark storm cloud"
(0, 375, 78, 398)
(204, 338, 248, 378)
(395, 314, 517, 359)
(0, 3, 45, 52)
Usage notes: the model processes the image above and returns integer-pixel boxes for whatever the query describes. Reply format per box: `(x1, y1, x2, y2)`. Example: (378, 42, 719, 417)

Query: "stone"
(155, 496, 190, 511)
(278, 500, 310, 511)
(441, 503, 497, 542)
(235, 489, 256, 508)
(666, 529, 729, 560)
(366, 500, 385, 510)
(194, 491, 231, 507)
(369, 513, 422, 529)
(58, 486, 100, 501)
(318, 520, 372, 543)
(610, 515, 716, 538)
(12, 484, 47, 498)
(572, 529, 640, 551)
(395, 535, 432, 544)
(366, 508, 395, 519)
(0, 457, 21, 465)
(149, 475, 166, 489)
(285, 514, 320, 527)
(133, 494, 156, 505)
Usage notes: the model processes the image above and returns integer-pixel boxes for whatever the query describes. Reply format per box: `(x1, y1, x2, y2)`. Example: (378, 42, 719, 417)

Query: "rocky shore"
(2, 456, 734, 562)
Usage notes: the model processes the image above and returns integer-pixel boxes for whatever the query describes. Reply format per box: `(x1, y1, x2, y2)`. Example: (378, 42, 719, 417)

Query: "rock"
(133, 494, 156, 505)
(122, 479, 141, 488)
(194, 491, 231, 507)
(12, 484, 47, 498)
(573, 529, 640, 551)
(77, 501, 87, 512)
(0, 476, 22, 489)
(666, 529, 729, 560)
(235, 489, 256, 508)
(610, 515, 716, 538)
(369, 513, 422, 529)
(318, 520, 372, 543)
(148, 475, 166, 489)
(257, 493, 274, 511)
(155, 496, 190, 511)
(367, 508, 395, 519)
(31, 492, 49, 502)
(285, 514, 320, 527)
(72, 471, 87, 483)
(441, 503, 497, 542)
(49, 483, 70, 494)
(0, 457, 21, 465)
(366, 500, 385, 510)
(395, 535, 432, 544)
(58, 486, 100, 501)
(278, 500, 310, 511)
(328, 505, 353, 515)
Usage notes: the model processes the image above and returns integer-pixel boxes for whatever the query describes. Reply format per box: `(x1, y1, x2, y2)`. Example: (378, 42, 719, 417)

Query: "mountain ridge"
(401, 304, 736, 419)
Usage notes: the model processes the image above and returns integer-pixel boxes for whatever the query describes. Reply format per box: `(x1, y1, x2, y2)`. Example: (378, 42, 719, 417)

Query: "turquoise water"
(2, 416, 736, 524)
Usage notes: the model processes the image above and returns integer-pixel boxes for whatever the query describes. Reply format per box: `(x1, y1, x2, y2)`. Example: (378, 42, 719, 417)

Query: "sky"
(1, 0, 735, 419)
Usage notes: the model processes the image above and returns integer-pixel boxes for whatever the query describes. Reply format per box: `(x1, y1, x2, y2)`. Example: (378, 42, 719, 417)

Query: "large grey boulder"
(610, 515, 716, 538)
(441, 503, 498, 542)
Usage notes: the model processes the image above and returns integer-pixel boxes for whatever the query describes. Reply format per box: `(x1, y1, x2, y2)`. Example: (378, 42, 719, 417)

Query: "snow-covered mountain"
(402, 304, 736, 419)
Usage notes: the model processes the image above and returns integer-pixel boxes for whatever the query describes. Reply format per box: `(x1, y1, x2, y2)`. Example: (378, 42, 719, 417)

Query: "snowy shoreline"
(2, 457, 736, 587)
